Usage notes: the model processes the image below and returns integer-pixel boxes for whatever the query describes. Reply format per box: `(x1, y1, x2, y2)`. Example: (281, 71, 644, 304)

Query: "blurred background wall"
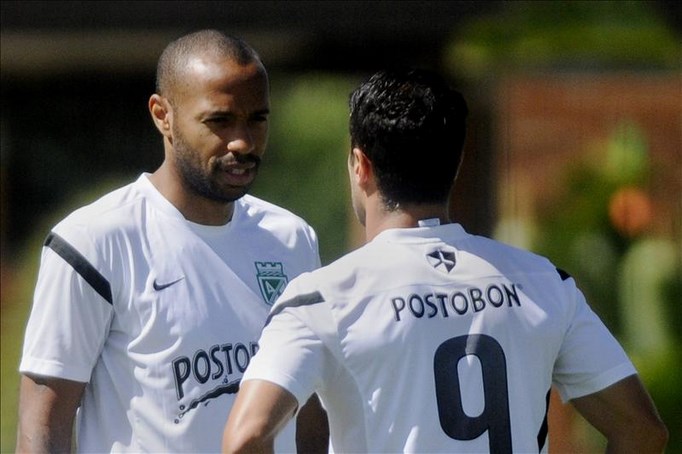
(2, 1, 680, 451)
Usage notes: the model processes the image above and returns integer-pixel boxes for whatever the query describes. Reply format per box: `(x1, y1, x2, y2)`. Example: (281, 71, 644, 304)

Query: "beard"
(172, 123, 261, 204)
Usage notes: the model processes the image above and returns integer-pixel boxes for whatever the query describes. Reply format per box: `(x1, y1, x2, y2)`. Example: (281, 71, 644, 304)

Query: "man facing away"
(16, 29, 327, 453)
(223, 68, 668, 453)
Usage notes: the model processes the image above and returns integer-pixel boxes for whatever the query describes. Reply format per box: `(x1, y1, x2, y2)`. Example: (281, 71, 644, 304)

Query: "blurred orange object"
(608, 187, 653, 238)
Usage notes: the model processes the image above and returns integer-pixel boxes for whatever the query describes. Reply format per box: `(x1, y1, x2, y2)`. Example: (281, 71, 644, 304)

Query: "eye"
(205, 116, 230, 124)
(250, 114, 269, 123)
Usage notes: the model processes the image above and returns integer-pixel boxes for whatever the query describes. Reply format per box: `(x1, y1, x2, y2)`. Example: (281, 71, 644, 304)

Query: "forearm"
(572, 375, 668, 454)
(16, 374, 84, 454)
(16, 420, 74, 454)
(222, 432, 275, 454)
(603, 424, 668, 454)
(223, 412, 279, 454)
(223, 380, 298, 454)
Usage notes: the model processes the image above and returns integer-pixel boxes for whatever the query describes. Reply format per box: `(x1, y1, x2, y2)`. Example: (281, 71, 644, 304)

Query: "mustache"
(217, 153, 262, 167)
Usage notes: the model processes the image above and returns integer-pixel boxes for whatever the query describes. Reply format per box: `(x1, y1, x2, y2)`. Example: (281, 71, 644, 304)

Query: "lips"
(216, 154, 261, 186)
(219, 164, 256, 186)
(226, 167, 247, 175)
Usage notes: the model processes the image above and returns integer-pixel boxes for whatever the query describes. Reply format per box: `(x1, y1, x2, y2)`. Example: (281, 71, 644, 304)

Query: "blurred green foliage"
(447, 0, 682, 78)
(253, 73, 358, 265)
(535, 122, 652, 331)
(532, 123, 681, 451)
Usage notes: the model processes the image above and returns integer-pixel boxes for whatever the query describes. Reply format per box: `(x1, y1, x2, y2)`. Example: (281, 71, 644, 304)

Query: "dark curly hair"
(349, 69, 468, 210)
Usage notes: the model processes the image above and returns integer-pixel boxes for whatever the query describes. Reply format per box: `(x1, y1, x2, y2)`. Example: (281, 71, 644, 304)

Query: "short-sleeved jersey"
(244, 223, 636, 453)
(20, 173, 320, 453)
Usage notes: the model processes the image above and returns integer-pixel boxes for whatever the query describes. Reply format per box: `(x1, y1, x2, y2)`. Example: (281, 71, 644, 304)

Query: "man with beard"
(17, 29, 327, 453)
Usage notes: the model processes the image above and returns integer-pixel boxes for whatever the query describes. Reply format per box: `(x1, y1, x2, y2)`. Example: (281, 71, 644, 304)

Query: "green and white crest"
(255, 261, 289, 306)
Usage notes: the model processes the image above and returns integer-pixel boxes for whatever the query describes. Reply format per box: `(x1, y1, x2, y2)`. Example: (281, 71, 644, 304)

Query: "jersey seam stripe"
(44, 231, 113, 305)
(264, 291, 325, 327)
(537, 388, 551, 451)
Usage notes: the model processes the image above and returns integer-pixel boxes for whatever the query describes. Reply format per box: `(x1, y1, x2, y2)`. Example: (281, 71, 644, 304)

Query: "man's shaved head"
(156, 29, 264, 101)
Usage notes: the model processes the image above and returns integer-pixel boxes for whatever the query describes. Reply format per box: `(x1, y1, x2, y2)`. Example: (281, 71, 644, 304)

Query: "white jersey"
(20, 173, 320, 453)
(244, 223, 636, 453)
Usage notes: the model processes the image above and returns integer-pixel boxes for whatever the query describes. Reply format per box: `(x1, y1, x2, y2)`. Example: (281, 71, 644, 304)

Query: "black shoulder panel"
(44, 232, 113, 305)
(264, 291, 325, 327)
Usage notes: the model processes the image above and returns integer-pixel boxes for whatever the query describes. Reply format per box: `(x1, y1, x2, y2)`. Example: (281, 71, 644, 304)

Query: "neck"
(364, 202, 450, 242)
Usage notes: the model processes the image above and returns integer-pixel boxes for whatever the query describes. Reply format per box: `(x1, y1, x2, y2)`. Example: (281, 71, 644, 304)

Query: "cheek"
(191, 128, 226, 153)
(252, 125, 270, 150)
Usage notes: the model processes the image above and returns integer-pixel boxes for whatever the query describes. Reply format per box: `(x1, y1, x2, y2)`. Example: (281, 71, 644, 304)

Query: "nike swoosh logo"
(153, 276, 185, 291)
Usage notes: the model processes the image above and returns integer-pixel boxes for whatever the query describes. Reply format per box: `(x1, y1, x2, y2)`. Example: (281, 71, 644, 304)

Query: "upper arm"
(223, 284, 332, 453)
(16, 373, 86, 453)
(571, 374, 668, 453)
(21, 233, 113, 382)
(222, 379, 298, 454)
(552, 279, 637, 399)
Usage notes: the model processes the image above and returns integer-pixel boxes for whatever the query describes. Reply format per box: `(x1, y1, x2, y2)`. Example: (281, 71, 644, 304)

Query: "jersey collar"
(373, 223, 468, 244)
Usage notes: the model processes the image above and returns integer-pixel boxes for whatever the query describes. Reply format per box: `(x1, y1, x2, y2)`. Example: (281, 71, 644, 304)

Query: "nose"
(226, 122, 254, 155)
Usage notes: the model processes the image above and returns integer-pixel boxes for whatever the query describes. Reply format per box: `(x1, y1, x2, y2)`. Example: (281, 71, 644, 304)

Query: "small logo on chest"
(153, 276, 185, 291)
(255, 262, 288, 306)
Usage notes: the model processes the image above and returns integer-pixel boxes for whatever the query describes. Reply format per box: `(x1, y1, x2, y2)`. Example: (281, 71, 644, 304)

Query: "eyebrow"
(204, 108, 270, 117)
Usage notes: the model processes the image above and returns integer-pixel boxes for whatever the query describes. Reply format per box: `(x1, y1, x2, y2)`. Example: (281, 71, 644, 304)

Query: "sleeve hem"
(241, 371, 310, 407)
(556, 362, 637, 403)
(19, 357, 91, 383)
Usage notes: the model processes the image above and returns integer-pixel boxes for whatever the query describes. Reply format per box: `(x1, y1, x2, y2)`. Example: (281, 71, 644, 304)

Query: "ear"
(149, 94, 172, 138)
(350, 147, 373, 187)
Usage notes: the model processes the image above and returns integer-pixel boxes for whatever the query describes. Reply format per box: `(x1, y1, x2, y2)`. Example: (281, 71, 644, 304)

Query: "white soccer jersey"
(20, 173, 320, 453)
(244, 223, 636, 453)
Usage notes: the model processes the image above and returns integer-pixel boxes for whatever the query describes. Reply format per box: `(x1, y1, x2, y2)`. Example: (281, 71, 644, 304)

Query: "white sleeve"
(305, 224, 322, 270)
(19, 231, 113, 383)
(242, 290, 332, 407)
(552, 278, 636, 402)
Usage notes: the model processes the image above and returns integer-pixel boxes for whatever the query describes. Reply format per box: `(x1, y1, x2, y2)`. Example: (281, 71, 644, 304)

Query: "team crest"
(255, 262, 289, 306)
(426, 249, 457, 273)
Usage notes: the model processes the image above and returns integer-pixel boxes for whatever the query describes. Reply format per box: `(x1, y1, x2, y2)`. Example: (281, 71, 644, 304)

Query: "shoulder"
(238, 195, 318, 238)
(50, 178, 150, 250)
(279, 244, 373, 298)
(55, 180, 137, 225)
(459, 232, 580, 316)
(240, 195, 310, 224)
(463, 232, 563, 277)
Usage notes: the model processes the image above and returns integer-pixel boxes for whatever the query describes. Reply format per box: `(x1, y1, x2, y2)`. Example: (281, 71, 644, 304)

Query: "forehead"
(173, 56, 269, 110)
